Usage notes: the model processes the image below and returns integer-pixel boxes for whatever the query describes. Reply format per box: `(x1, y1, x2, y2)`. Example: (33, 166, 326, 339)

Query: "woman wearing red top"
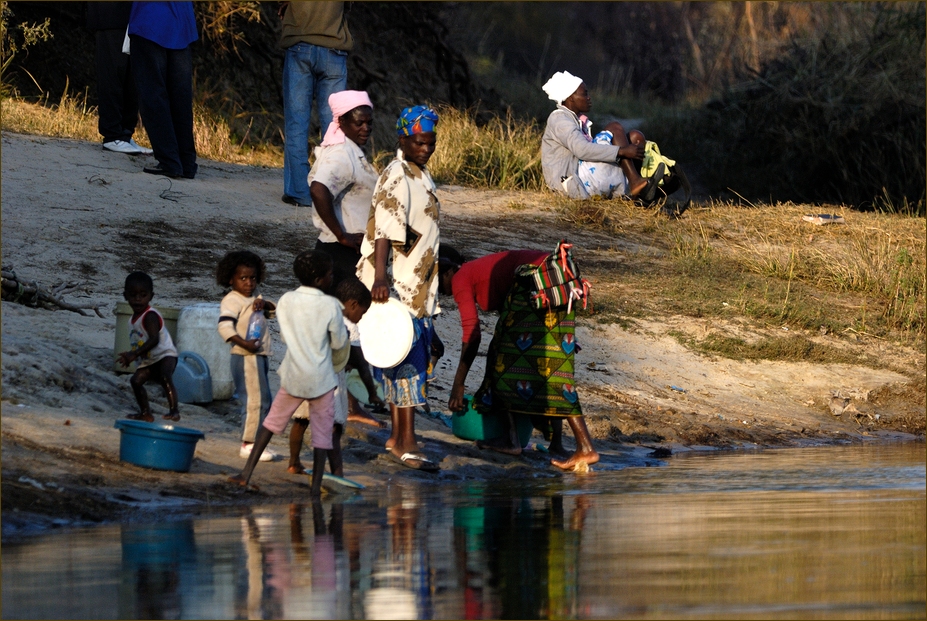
(438, 248, 599, 470)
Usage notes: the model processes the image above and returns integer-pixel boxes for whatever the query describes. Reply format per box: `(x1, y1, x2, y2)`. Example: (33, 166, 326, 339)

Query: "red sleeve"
(452, 269, 481, 344)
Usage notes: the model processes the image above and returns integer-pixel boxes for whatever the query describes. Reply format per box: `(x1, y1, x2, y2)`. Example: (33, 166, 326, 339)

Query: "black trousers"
(96, 29, 138, 143)
(130, 34, 197, 178)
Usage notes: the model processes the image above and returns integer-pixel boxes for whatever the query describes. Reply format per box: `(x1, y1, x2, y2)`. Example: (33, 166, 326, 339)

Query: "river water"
(3, 443, 924, 619)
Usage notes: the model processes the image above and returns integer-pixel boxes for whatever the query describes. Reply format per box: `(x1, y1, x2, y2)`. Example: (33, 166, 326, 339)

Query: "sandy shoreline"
(2, 131, 922, 540)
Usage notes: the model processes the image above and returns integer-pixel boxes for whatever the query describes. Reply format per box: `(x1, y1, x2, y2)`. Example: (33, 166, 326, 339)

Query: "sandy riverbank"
(2, 132, 922, 540)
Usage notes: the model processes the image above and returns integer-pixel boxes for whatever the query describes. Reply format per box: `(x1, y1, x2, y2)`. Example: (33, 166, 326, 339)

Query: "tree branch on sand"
(1, 267, 105, 317)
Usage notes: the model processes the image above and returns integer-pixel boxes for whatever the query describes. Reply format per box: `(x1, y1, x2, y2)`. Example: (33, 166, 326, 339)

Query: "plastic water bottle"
(246, 311, 265, 341)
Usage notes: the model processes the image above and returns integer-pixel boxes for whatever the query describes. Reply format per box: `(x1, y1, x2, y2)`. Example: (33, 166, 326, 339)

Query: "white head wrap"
(542, 71, 583, 104)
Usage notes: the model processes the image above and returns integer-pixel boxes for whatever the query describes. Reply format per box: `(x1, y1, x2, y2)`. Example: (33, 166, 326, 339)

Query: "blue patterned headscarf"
(396, 105, 439, 136)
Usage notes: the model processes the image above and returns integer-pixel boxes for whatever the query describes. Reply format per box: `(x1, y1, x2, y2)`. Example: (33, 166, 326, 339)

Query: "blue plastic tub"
(113, 419, 205, 472)
(173, 351, 213, 404)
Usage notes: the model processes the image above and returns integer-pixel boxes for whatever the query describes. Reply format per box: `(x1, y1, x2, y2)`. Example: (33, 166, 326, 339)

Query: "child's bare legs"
(310, 448, 327, 497)
(327, 423, 344, 477)
(230, 425, 275, 486)
(129, 357, 179, 422)
(346, 394, 386, 428)
(287, 418, 310, 474)
(604, 121, 647, 195)
(127, 366, 155, 422)
(550, 416, 600, 470)
(156, 357, 180, 421)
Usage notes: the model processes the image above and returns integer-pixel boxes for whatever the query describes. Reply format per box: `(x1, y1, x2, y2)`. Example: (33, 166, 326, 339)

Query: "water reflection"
(2, 444, 924, 620)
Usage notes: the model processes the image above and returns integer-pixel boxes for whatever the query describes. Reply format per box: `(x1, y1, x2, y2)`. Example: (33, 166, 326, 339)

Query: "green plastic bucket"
(451, 395, 533, 447)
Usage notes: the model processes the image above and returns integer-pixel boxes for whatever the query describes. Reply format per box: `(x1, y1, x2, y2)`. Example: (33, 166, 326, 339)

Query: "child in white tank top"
(117, 272, 180, 422)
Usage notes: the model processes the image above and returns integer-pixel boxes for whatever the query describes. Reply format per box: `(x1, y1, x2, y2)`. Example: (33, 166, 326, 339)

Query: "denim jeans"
(282, 42, 348, 204)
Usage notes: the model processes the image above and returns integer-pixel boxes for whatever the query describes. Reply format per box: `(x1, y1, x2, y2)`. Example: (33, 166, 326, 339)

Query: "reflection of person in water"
(240, 511, 290, 619)
(119, 521, 194, 619)
(364, 486, 432, 619)
(480, 494, 591, 618)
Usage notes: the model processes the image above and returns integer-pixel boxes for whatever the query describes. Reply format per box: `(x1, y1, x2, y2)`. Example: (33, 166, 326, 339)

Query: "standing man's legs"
(131, 35, 183, 176)
(165, 45, 197, 179)
(282, 43, 317, 205)
(96, 28, 138, 145)
(314, 47, 349, 140)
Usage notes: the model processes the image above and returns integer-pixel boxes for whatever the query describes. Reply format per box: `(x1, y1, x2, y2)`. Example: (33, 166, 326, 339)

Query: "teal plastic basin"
(451, 395, 533, 447)
(114, 419, 205, 472)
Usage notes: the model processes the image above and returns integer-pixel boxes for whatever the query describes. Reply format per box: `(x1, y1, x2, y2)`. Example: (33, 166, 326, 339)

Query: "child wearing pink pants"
(228, 250, 348, 497)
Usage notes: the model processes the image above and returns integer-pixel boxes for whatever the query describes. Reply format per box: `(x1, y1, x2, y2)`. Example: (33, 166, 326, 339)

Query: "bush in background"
(659, 3, 925, 215)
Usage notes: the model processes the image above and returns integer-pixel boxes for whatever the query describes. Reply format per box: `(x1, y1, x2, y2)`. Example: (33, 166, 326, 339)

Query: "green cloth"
(474, 278, 582, 418)
(640, 141, 676, 182)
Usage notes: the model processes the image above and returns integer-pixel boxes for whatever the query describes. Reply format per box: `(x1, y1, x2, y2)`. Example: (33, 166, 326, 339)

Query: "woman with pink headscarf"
(304, 90, 386, 430)
(307, 90, 376, 286)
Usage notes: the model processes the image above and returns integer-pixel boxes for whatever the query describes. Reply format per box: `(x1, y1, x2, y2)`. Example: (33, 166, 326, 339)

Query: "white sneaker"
(128, 138, 153, 155)
(103, 139, 145, 155)
(240, 442, 278, 462)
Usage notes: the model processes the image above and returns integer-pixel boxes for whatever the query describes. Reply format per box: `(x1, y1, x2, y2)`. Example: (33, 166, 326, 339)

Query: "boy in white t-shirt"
(287, 277, 373, 477)
(117, 271, 180, 422)
(228, 250, 348, 497)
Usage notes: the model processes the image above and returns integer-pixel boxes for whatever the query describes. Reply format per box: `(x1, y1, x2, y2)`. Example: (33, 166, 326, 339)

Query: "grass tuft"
(427, 105, 544, 191)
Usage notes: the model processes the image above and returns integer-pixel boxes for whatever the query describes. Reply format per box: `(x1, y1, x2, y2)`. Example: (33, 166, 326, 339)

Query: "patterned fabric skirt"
(373, 316, 434, 408)
(474, 278, 582, 418)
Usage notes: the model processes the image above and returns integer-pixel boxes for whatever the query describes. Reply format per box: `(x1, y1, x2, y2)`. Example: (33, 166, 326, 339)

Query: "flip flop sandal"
(126, 412, 154, 423)
(640, 162, 666, 205)
(162, 412, 181, 422)
(388, 451, 440, 472)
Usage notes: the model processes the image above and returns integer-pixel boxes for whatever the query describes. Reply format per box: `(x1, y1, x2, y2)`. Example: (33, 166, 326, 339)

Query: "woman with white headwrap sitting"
(540, 70, 663, 201)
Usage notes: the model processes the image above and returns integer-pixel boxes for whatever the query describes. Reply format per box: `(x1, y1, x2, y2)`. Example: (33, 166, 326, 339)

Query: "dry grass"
(561, 197, 926, 346)
(1, 90, 282, 168)
(427, 105, 544, 191)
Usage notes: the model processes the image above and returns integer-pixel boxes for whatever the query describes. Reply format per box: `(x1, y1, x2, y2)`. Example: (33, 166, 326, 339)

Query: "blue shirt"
(128, 1, 198, 50)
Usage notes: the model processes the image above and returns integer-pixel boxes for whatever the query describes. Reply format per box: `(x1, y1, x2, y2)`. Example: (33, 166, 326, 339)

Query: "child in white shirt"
(228, 250, 348, 497)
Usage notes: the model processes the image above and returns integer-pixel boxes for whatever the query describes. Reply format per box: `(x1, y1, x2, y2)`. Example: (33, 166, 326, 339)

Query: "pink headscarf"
(321, 90, 374, 146)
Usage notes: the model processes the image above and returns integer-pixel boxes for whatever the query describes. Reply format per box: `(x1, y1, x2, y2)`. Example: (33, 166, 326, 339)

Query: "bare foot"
(550, 449, 600, 471)
(476, 437, 522, 456)
(287, 463, 305, 475)
(347, 409, 386, 429)
(228, 474, 257, 489)
(628, 178, 648, 196)
(126, 412, 154, 423)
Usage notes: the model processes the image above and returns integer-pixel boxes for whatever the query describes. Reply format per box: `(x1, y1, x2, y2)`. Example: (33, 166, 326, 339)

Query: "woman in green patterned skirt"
(441, 248, 599, 470)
